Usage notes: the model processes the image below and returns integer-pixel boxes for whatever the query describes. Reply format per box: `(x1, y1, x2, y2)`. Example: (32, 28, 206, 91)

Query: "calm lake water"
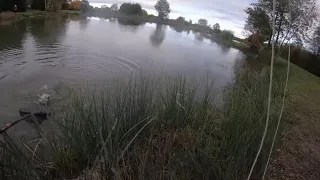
(0, 16, 243, 134)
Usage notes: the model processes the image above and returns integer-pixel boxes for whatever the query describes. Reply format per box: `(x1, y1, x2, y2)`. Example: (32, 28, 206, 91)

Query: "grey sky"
(89, 0, 320, 37)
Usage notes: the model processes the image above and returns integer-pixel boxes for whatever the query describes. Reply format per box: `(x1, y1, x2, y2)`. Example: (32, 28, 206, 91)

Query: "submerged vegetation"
(0, 63, 287, 179)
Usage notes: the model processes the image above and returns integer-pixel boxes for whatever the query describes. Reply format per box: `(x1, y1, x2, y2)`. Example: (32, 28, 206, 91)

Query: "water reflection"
(117, 18, 143, 33)
(0, 18, 243, 128)
(29, 17, 67, 46)
(219, 43, 231, 55)
(170, 25, 184, 33)
(149, 24, 166, 47)
(194, 32, 204, 42)
(0, 20, 27, 51)
(117, 17, 144, 26)
(80, 18, 89, 30)
(108, 18, 117, 22)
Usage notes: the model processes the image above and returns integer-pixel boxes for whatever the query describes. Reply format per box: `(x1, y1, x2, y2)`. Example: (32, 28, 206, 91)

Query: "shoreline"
(0, 10, 81, 24)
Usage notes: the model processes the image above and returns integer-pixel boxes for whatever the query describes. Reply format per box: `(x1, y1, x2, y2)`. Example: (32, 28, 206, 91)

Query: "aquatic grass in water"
(0, 68, 285, 179)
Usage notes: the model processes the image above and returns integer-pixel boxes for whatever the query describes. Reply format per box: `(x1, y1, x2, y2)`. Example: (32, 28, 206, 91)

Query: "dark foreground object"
(0, 105, 48, 134)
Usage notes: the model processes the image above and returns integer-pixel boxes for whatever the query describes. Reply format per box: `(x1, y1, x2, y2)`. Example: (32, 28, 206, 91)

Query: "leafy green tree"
(155, 0, 170, 20)
(221, 30, 234, 41)
(176, 16, 185, 23)
(198, 19, 208, 26)
(119, 3, 143, 16)
(245, 0, 318, 48)
(80, 0, 90, 13)
(142, 9, 148, 16)
(244, 5, 272, 45)
(110, 4, 118, 11)
(31, 0, 45, 10)
(213, 23, 220, 32)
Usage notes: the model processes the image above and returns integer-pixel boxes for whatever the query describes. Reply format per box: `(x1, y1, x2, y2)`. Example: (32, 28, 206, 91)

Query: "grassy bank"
(0, 63, 287, 179)
(0, 10, 81, 23)
(265, 57, 320, 179)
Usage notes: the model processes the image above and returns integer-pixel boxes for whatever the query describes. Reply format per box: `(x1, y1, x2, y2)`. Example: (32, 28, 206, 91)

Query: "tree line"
(87, 0, 233, 42)
(0, 0, 91, 13)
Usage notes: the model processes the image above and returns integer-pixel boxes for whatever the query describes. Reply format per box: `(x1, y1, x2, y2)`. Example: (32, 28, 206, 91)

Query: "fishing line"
(246, 0, 276, 179)
(261, 0, 292, 179)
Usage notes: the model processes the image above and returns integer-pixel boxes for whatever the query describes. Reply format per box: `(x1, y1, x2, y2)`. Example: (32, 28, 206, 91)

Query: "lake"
(0, 16, 243, 134)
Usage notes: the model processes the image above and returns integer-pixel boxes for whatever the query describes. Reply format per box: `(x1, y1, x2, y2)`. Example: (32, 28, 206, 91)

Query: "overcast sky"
(89, 0, 320, 37)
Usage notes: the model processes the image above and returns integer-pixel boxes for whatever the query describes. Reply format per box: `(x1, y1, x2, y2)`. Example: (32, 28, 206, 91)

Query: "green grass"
(0, 66, 287, 179)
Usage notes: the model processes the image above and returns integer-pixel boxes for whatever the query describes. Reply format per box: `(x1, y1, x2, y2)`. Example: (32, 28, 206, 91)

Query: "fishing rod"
(0, 110, 48, 134)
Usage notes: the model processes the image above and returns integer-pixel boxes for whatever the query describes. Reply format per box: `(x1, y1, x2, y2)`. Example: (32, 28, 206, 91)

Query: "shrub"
(31, 0, 45, 11)
(70, 0, 82, 11)
(221, 30, 234, 41)
(119, 3, 143, 16)
(61, 2, 70, 10)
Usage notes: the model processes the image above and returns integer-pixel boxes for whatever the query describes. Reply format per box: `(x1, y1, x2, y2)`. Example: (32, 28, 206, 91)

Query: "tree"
(311, 26, 320, 57)
(46, 0, 64, 12)
(213, 23, 220, 32)
(155, 0, 170, 20)
(0, 0, 27, 12)
(119, 3, 143, 16)
(110, 4, 118, 11)
(244, 5, 272, 45)
(61, 0, 70, 10)
(31, 0, 45, 10)
(176, 16, 185, 23)
(198, 19, 208, 26)
(245, 0, 318, 49)
(189, 20, 192, 25)
(70, 0, 82, 10)
(142, 9, 148, 17)
(221, 30, 234, 41)
(80, 0, 90, 13)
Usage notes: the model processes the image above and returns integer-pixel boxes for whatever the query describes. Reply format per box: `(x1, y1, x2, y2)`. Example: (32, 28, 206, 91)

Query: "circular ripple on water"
(63, 49, 141, 78)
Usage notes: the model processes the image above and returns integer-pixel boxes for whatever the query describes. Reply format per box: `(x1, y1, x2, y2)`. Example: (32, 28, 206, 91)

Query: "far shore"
(0, 9, 249, 52)
(0, 10, 81, 23)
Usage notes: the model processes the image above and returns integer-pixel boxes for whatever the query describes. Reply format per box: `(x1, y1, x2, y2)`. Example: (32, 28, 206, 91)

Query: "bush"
(280, 45, 320, 77)
(221, 30, 234, 41)
(61, 2, 70, 10)
(70, 0, 82, 11)
(119, 3, 143, 16)
(31, 0, 45, 11)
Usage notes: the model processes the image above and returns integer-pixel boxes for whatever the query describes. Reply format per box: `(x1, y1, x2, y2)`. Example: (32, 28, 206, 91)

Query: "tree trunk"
(267, 35, 272, 48)
(275, 12, 284, 46)
(268, 13, 279, 48)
